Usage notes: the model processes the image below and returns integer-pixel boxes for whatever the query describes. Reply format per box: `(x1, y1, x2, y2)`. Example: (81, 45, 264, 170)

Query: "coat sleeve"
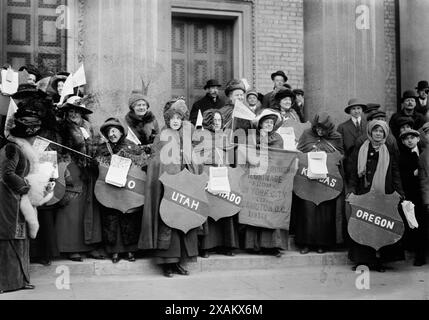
(419, 152, 429, 206)
(347, 140, 361, 194)
(1, 144, 30, 195)
(189, 102, 199, 125)
(390, 146, 405, 198)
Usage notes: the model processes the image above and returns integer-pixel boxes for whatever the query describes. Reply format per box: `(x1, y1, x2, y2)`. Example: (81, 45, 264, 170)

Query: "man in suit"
(189, 79, 224, 125)
(415, 80, 429, 119)
(262, 70, 289, 109)
(337, 98, 368, 185)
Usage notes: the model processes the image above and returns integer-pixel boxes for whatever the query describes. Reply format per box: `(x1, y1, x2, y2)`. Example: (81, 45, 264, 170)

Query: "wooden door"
(171, 18, 233, 109)
(0, 0, 67, 74)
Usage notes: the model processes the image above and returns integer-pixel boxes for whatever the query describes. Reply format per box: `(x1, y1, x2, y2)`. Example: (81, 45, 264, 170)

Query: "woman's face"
(107, 127, 122, 144)
(315, 126, 326, 137)
(261, 118, 275, 133)
(133, 100, 148, 117)
(213, 112, 222, 131)
(280, 97, 292, 110)
(57, 81, 64, 96)
(169, 113, 183, 131)
(230, 90, 245, 105)
(371, 126, 385, 142)
(67, 108, 83, 124)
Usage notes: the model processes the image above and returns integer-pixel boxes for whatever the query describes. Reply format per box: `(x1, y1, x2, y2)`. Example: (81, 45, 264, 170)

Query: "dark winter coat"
(389, 110, 426, 138)
(190, 94, 225, 125)
(125, 110, 159, 146)
(418, 148, 429, 206)
(399, 146, 422, 205)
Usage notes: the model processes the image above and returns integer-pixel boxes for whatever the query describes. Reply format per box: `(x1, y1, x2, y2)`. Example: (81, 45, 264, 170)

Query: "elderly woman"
(294, 113, 344, 254)
(348, 120, 405, 272)
(0, 105, 42, 293)
(55, 96, 103, 262)
(124, 91, 159, 149)
(96, 118, 148, 263)
(274, 89, 301, 123)
(139, 99, 199, 277)
(243, 108, 287, 256)
(197, 109, 240, 258)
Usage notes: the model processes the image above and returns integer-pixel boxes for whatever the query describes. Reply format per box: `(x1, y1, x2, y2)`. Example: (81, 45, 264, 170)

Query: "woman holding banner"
(96, 118, 147, 263)
(139, 98, 200, 277)
(294, 113, 344, 254)
(55, 96, 104, 262)
(348, 120, 405, 272)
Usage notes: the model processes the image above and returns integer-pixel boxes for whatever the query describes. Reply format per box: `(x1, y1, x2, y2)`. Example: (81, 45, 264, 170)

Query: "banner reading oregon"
(238, 147, 298, 230)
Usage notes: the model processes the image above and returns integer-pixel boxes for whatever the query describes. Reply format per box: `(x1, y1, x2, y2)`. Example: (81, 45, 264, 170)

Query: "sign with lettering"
(95, 162, 146, 213)
(239, 148, 298, 230)
(293, 152, 343, 205)
(347, 191, 404, 251)
(159, 169, 210, 233)
(204, 166, 245, 221)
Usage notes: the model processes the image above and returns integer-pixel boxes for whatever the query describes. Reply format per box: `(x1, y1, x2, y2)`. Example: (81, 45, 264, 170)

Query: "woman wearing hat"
(125, 91, 159, 151)
(274, 89, 301, 123)
(55, 96, 104, 262)
(218, 79, 247, 131)
(294, 113, 344, 254)
(96, 118, 147, 263)
(139, 99, 200, 277)
(0, 106, 42, 293)
(348, 121, 405, 272)
(243, 109, 287, 256)
(47, 73, 69, 104)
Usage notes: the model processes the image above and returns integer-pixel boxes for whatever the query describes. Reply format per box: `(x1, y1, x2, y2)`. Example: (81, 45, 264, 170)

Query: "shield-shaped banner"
(279, 119, 311, 142)
(159, 169, 210, 233)
(293, 152, 343, 205)
(95, 163, 146, 213)
(347, 191, 405, 251)
(204, 166, 245, 221)
(42, 161, 67, 207)
(238, 147, 299, 230)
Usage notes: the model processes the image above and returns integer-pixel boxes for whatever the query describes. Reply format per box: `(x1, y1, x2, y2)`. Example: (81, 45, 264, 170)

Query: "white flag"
(196, 109, 204, 128)
(241, 78, 251, 92)
(126, 126, 142, 145)
(59, 74, 74, 105)
(232, 100, 256, 121)
(1, 69, 19, 95)
(72, 64, 86, 88)
(4, 98, 18, 138)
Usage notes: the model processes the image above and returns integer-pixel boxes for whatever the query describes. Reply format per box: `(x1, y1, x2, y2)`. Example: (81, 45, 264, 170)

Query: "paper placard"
(105, 155, 132, 188)
(402, 201, 418, 229)
(33, 137, 51, 153)
(277, 127, 297, 151)
(307, 151, 328, 179)
(1, 69, 19, 95)
(207, 166, 231, 194)
(39, 151, 59, 179)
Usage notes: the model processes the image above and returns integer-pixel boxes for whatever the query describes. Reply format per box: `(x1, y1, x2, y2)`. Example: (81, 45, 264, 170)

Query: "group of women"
(1, 69, 428, 293)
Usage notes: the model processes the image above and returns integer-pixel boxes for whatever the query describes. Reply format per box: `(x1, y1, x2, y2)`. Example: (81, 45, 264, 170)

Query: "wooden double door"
(171, 17, 234, 108)
(0, 0, 67, 73)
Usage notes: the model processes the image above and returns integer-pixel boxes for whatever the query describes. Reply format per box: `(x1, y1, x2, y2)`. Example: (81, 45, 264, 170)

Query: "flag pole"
(36, 136, 93, 159)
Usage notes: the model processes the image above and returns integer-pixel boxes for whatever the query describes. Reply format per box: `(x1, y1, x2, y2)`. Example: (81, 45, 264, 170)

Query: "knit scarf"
(357, 120, 390, 193)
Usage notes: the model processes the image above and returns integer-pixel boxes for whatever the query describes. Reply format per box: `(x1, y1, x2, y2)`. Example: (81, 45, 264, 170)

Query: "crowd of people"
(1, 63, 429, 294)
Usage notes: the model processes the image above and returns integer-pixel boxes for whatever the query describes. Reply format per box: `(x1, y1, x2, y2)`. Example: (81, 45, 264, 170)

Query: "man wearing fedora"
(190, 79, 225, 125)
(337, 99, 368, 185)
(262, 70, 289, 109)
(415, 80, 429, 118)
(390, 90, 426, 140)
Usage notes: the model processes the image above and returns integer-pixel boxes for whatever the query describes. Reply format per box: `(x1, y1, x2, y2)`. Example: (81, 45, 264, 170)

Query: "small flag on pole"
(232, 100, 256, 121)
(196, 109, 204, 129)
(72, 64, 86, 88)
(126, 126, 142, 145)
(58, 74, 74, 105)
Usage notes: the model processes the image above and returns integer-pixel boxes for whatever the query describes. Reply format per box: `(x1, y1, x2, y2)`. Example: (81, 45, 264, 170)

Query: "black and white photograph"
(0, 0, 429, 305)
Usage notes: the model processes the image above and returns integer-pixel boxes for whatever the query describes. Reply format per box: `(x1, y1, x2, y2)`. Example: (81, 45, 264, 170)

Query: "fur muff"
(7, 136, 55, 239)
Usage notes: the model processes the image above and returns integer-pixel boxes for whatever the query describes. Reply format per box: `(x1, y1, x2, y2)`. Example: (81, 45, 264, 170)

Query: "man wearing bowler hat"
(262, 70, 289, 109)
(190, 79, 225, 125)
(415, 80, 429, 117)
(337, 99, 368, 185)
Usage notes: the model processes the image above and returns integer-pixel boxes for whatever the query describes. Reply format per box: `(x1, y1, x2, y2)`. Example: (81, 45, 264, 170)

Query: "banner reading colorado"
(95, 163, 146, 213)
(159, 169, 210, 234)
(347, 191, 404, 251)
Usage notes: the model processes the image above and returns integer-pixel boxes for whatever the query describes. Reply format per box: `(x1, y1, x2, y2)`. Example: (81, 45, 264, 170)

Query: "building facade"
(0, 0, 425, 127)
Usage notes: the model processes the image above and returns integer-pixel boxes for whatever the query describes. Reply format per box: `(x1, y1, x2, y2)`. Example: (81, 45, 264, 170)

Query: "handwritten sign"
(239, 148, 298, 230)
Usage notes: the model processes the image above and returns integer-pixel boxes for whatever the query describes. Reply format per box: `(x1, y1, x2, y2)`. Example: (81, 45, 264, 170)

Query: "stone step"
(30, 250, 351, 281)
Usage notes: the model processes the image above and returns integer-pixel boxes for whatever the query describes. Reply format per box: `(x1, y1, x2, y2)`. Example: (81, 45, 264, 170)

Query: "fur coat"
(125, 111, 159, 147)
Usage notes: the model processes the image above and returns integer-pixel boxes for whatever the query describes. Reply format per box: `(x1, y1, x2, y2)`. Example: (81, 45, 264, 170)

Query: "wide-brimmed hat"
(254, 108, 283, 131)
(204, 79, 222, 90)
(225, 79, 246, 97)
(61, 96, 93, 114)
(367, 110, 386, 121)
(12, 83, 47, 100)
(402, 90, 418, 102)
(18, 64, 42, 82)
(364, 103, 381, 114)
(344, 98, 368, 114)
(274, 88, 295, 102)
(271, 70, 288, 82)
(399, 128, 420, 140)
(416, 81, 429, 91)
(100, 117, 126, 140)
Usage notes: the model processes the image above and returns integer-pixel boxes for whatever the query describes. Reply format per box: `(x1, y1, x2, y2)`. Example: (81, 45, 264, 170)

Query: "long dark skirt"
(243, 226, 288, 250)
(30, 208, 59, 260)
(155, 229, 198, 265)
(200, 217, 240, 251)
(0, 239, 30, 292)
(294, 197, 337, 247)
(348, 241, 405, 265)
(105, 228, 138, 254)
